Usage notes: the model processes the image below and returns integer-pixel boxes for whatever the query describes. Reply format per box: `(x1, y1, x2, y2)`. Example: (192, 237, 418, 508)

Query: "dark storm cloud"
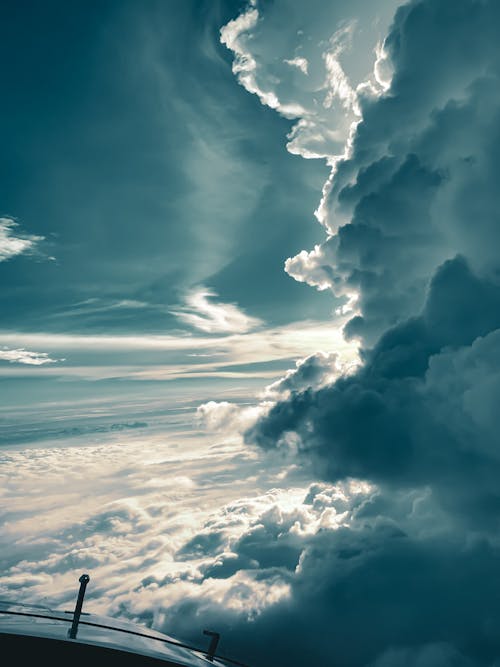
(156, 482, 500, 667)
(249, 0, 500, 503)
(160, 1, 500, 665)
(248, 256, 500, 522)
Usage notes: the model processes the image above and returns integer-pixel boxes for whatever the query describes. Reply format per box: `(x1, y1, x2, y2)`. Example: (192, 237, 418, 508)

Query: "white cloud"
(220, 0, 400, 160)
(197, 400, 271, 434)
(172, 287, 263, 334)
(262, 351, 349, 399)
(280, 0, 500, 345)
(0, 347, 61, 366)
(0, 217, 45, 262)
(65, 298, 152, 315)
(284, 57, 309, 75)
(284, 241, 337, 291)
(220, 3, 500, 662)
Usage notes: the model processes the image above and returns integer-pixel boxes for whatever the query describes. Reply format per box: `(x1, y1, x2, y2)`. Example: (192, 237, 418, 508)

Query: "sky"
(2, 0, 500, 665)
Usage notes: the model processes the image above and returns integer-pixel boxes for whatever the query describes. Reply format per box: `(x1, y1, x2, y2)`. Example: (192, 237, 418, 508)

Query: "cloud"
(246, 0, 500, 511)
(207, 0, 500, 664)
(196, 400, 271, 435)
(0, 347, 61, 366)
(172, 287, 263, 334)
(248, 258, 500, 520)
(283, 57, 309, 76)
(220, 0, 400, 159)
(62, 298, 153, 316)
(140, 480, 500, 667)
(283, 0, 500, 344)
(262, 350, 354, 400)
(0, 318, 357, 382)
(2, 420, 148, 446)
(0, 217, 45, 262)
(3, 419, 500, 666)
(0, 425, 309, 616)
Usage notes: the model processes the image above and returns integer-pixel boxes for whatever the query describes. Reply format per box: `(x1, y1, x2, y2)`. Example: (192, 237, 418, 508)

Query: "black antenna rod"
(203, 629, 220, 661)
(68, 573, 90, 639)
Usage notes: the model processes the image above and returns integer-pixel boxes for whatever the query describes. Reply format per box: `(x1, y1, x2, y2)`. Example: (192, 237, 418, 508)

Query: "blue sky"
(0, 0, 330, 330)
(0, 0, 356, 413)
(2, 1, 500, 666)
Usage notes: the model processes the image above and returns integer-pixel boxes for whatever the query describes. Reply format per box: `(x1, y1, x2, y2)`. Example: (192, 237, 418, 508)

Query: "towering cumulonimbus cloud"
(130, 2, 500, 666)
(177, 1, 500, 665)
(286, 0, 500, 344)
(247, 0, 500, 518)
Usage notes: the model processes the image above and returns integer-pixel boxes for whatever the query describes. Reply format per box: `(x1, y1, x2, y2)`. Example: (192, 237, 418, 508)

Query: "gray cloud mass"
(164, 1, 500, 665)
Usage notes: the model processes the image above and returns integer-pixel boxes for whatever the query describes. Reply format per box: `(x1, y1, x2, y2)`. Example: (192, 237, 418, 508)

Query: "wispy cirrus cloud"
(172, 287, 263, 334)
(0, 319, 357, 381)
(0, 217, 45, 262)
(0, 347, 62, 366)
